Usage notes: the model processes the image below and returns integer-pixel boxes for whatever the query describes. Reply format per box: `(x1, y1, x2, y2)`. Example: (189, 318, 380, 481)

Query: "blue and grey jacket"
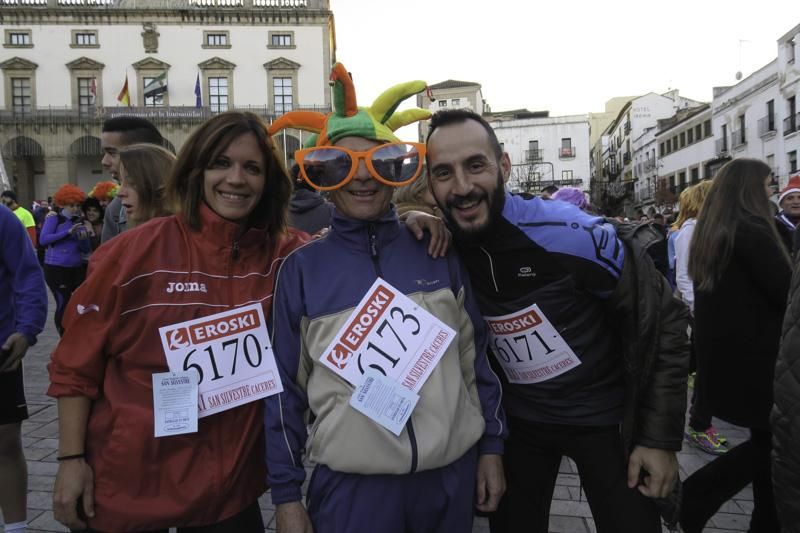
(265, 207, 506, 505)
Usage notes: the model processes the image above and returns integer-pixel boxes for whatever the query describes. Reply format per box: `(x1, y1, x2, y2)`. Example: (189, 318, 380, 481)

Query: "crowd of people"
(0, 61, 798, 533)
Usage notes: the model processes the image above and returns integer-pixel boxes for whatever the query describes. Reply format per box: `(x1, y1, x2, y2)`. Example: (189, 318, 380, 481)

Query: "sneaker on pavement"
(684, 427, 728, 455)
(705, 425, 728, 446)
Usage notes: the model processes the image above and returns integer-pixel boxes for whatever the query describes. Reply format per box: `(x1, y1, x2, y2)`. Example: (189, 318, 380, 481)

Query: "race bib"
(320, 278, 456, 393)
(159, 303, 283, 418)
(484, 303, 581, 384)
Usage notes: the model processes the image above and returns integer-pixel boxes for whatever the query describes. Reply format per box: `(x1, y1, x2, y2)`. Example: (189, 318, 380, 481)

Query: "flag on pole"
(117, 75, 130, 106)
(143, 71, 168, 98)
(194, 73, 202, 107)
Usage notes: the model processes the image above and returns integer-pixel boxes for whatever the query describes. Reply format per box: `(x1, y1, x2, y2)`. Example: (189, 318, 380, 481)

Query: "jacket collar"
(329, 205, 401, 250)
(195, 202, 269, 250)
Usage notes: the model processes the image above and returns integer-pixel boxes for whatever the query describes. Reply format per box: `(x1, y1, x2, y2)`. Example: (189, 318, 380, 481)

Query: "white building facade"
(0, 0, 335, 204)
(710, 23, 800, 191)
(592, 91, 703, 215)
(487, 112, 590, 193)
(631, 126, 658, 211)
(416, 79, 485, 141)
(655, 106, 715, 211)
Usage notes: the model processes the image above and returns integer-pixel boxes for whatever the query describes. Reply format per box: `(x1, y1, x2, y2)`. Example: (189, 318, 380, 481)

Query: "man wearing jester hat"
(264, 63, 507, 533)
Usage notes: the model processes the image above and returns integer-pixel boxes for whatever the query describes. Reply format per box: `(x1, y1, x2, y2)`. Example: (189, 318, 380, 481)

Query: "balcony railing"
(0, 0, 313, 7)
(731, 128, 747, 149)
(785, 113, 799, 136)
(559, 146, 575, 158)
(758, 116, 776, 137)
(0, 104, 330, 123)
(525, 149, 543, 162)
(0, 0, 48, 5)
(715, 138, 728, 155)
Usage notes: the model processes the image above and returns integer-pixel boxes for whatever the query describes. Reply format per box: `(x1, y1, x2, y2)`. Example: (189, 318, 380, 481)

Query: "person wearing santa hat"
(776, 175, 800, 253)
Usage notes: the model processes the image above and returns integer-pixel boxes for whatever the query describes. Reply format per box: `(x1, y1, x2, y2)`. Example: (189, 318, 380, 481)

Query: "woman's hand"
(53, 458, 95, 530)
(402, 210, 451, 258)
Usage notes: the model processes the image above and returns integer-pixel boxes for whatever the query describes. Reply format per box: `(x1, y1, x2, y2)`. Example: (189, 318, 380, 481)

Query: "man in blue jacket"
(0, 204, 47, 533)
(424, 109, 689, 533)
(264, 64, 506, 533)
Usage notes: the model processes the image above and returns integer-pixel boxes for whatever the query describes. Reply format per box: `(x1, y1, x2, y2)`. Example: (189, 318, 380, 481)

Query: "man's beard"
(437, 170, 506, 244)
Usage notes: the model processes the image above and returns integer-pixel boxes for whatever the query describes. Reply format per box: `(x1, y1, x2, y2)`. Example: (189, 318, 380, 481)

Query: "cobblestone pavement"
(8, 297, 754, 532)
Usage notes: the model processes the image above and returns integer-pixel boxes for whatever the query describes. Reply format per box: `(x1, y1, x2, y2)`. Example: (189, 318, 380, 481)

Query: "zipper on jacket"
(479, 246, 500, 293)
(367, 223, 418, 472)
(367, 224, 383, 277)
(407, 418, 419, 473)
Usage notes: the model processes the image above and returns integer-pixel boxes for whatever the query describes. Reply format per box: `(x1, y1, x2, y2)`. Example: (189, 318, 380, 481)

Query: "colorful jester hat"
(267, 62, 431, 147)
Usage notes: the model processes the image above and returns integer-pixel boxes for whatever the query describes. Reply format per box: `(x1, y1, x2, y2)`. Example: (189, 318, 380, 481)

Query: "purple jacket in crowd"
(1, 206, 47, 346)
(39, 212, 90, 268)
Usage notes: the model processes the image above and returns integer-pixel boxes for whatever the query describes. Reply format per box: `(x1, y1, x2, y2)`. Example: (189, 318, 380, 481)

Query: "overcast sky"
(330, 0, 797, 120)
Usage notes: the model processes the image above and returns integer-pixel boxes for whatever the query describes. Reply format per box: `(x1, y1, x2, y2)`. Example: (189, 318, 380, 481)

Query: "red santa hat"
(779, 175, 800, 205)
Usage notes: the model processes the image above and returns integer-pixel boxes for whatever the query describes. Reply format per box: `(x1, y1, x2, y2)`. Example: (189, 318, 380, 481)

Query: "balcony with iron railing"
(715, 137, 728, 155)
(785, 113, 799, 136)
(559, 146, 575, 159)
(731, 128, 747, 149)
(0, 0, 315, 8)
(525, 149, 543, 162)
(0, 104, 331, 125)
(603, 159, 620, 179)
(758, 116, 777, 137)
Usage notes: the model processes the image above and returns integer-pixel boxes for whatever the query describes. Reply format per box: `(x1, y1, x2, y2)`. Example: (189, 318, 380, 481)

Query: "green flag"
(143, 72, 168, 98)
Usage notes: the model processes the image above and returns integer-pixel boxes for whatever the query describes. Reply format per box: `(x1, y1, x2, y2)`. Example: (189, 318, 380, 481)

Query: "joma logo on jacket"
(166, 281, 208, 293)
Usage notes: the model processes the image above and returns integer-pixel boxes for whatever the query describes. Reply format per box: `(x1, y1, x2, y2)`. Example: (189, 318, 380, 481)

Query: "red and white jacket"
(48, 204, 307, 532)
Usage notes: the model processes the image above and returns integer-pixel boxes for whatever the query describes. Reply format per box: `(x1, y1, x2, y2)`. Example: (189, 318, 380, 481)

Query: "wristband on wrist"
(57, 453, 85, 462)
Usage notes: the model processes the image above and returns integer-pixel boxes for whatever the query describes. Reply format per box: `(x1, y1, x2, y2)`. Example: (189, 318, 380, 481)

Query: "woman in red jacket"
(48, 111, 307, 532)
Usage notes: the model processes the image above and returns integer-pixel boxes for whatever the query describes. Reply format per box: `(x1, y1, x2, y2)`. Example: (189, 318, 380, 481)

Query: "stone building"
(0, 0, 335, 206)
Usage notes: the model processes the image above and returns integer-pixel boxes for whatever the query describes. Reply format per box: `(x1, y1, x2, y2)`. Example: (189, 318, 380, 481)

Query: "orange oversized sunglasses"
(294, 142, 426, 191)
